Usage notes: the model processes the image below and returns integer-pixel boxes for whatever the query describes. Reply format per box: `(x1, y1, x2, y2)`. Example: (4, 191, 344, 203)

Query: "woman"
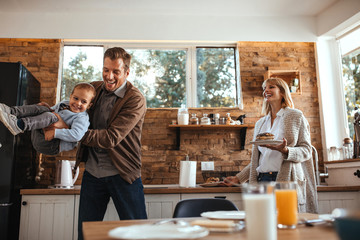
(225, 78, 318, 213)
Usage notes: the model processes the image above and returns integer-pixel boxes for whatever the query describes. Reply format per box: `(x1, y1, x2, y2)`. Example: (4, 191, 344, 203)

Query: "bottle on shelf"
(343, 137, 353, 159)
(226, 113, 232, 125)
(214, 113, 220, 125)
(189, 113, 199, 125)
(200, 113, 211, 125)
(177, 104, 189, 125)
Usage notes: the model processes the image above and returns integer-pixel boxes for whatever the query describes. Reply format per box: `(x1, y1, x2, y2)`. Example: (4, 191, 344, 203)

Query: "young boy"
(0, 82, 96, 156)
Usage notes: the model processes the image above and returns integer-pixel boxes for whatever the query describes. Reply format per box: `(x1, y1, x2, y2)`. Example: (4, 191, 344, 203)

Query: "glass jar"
(200, 114, 211, 125)
(214, 113, 220, 125)
(343, 137, 353, 159)
(329, 146, 339, 161)
(177, 104, 189, 125)
(189, 113, 199, 125)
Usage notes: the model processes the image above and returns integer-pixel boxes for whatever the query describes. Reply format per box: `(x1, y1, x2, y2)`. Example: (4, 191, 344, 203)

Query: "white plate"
(201, 210, 246, 220)
(199, 182, 227, 187)
(108, 223, 209, 239)
(249, 140, 283, 145)
(318, 214, 335, 223)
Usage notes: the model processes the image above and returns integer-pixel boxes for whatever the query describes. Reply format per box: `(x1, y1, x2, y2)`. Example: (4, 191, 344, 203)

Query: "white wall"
(317, 0, 360, 36)
(0, 13, 318, 42)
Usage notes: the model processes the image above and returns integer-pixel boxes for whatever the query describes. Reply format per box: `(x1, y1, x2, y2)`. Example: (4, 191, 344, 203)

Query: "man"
(75, 47, 147, 240)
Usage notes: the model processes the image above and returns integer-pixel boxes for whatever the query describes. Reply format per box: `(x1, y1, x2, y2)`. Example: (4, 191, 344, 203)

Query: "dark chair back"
(172, 198, 239, 218)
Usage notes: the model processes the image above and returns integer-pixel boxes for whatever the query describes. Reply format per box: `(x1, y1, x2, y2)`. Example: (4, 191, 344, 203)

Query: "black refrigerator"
(0, 62, 40, 240)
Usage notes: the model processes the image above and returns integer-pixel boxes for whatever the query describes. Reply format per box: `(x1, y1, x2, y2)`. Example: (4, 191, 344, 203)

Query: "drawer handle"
(354, 170, 360, 178)
(214, 196, 226, 199)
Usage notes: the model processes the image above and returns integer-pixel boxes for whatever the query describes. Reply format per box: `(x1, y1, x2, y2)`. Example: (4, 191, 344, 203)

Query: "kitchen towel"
(179, 160, 197, 187)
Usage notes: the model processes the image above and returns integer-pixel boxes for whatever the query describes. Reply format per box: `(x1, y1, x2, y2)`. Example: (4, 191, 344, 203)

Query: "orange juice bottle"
(275, 189, 298, 228)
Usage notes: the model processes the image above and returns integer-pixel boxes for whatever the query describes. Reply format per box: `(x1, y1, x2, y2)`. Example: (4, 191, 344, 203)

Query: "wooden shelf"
(264, 69, 301, 95)
(324, 159, 360, 164)
(168, 124, 255, 150)
(168, 124, 255, 129)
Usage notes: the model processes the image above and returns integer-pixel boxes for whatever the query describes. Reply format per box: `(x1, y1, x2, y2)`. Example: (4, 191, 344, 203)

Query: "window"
(61, 46, 103, 101)
(127, 48, 187, 108)
(61, 43, 241, 108)
(339, 27, 360, 138)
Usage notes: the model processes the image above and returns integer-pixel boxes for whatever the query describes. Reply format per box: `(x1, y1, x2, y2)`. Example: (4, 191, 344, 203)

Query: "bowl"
(334, 217, 360, 240)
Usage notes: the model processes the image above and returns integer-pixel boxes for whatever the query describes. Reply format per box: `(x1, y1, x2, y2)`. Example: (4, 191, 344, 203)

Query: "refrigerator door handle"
(0, 203, 13, 207)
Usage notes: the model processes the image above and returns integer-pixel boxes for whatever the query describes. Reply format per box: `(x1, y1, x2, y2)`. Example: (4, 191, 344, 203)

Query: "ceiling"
(0, 0, 339, 16)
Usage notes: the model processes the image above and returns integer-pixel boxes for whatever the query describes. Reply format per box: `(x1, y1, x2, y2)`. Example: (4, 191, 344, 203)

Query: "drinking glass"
(242, 182, 277, 240)
(275, 182, 298, 229)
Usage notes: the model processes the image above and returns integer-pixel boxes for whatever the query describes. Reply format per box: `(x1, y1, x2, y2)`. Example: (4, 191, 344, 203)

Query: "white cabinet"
(318, 191, 360, 214)
(19, 195, 75, 240)
(180, 193, 243, 210)
(145, 194, 181, 219)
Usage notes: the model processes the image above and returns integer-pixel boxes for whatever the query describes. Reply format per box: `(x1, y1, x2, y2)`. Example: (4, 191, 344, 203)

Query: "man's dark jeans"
(78, 171, 147, 240)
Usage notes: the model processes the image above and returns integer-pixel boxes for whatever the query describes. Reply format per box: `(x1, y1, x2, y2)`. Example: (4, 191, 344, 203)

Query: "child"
(0, 82, 96, 156)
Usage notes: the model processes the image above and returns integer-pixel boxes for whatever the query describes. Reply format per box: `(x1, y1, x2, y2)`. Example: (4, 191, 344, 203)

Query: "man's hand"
(44, 128, 55, 141)
(37, 102, 52, 110)
(262, 138, 289, 155)
(51, 113, 69, 129)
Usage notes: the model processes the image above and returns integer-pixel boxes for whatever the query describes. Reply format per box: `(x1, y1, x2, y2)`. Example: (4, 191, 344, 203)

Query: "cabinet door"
(181, 193, 243, 210)
(145, 194, 181, 219)
(19, 195, 75, 240)
(104, 194, 181, 220)
(318, 191, 360, 214)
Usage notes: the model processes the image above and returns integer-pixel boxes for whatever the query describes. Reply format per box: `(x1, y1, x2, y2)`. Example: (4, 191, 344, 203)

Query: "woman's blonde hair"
(262, 77, 294, 115)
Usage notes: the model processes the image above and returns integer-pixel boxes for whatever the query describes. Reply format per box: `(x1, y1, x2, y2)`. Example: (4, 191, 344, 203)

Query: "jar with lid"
(343, 137, 353, 159)
(189, 113, 199, 125)
(200, 114, 211, 125)
(177, 104, 189, 125)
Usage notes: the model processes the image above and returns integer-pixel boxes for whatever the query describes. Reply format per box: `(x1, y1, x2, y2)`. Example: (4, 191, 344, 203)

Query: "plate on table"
(249, 140, 283, 145)
(108, 222, 209, 239)
(199, 181, 227, 187)
(201, 210, 246, 220)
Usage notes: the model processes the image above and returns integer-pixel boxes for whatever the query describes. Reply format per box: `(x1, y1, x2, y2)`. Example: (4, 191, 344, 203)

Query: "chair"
(172, 198, 239, 218)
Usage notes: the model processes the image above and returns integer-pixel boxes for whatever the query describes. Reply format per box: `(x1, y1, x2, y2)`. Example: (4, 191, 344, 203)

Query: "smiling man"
(75, 47, 147, 240)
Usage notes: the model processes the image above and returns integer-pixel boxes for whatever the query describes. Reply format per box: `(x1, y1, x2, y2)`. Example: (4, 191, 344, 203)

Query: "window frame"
(60, 40, 243, 109)
(337, 26, 360, 138)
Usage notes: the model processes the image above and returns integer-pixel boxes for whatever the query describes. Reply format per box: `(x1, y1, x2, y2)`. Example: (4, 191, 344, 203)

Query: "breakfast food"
(256, 132, 274, 140)
(205, 177, 220, 183)
(191, 219, 236, 229)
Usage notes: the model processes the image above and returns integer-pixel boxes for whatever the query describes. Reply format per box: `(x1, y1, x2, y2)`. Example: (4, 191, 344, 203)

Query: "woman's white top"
(256, 108, 285, 173)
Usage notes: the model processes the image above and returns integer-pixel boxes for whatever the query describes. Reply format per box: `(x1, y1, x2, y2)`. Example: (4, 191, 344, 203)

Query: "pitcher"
(54, 160, 79, 188)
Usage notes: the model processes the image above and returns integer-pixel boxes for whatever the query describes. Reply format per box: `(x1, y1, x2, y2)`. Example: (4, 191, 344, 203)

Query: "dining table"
(82, 213, 339, 240)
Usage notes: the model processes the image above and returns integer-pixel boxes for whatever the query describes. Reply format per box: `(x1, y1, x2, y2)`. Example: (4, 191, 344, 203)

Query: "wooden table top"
(20, 184, 360, 195)
(82, 214, 338, 240)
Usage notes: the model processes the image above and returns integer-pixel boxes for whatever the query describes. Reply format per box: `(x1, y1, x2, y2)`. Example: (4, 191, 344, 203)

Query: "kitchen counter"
(20, 184, 360, 195)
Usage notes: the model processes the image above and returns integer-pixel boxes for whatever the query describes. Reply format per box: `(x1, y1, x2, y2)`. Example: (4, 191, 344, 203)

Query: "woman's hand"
(262, 138, 289, 155)
(223, 176, 240, 187)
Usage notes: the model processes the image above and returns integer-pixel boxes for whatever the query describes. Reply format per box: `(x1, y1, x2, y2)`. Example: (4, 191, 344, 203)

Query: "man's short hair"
(104, 47, 131, 72)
